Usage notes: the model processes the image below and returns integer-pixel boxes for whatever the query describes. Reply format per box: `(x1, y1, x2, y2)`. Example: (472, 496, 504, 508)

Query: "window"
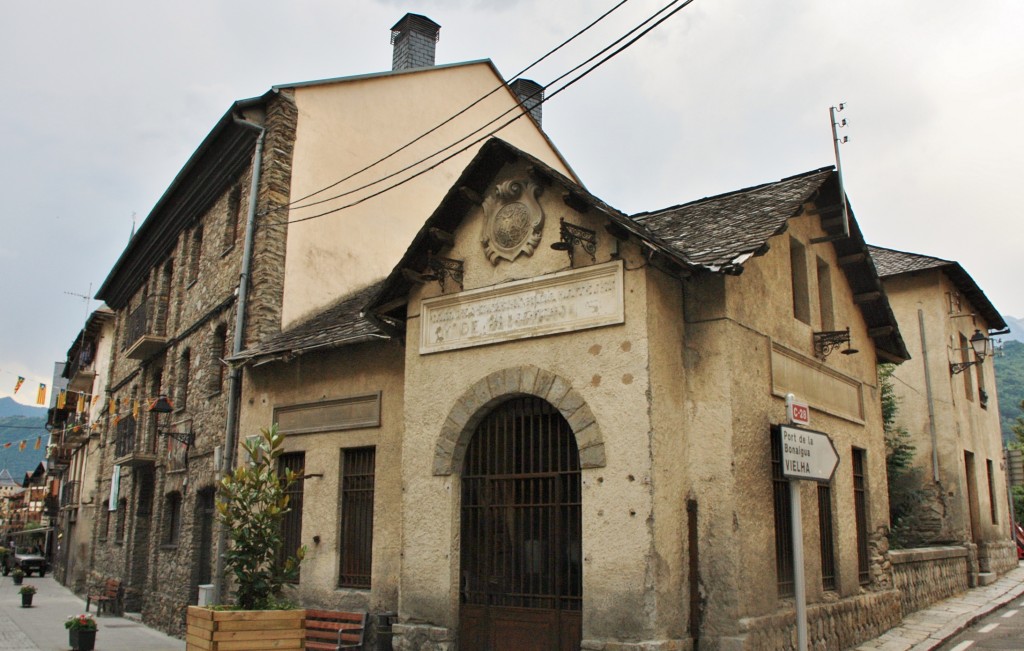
(209, 324, 228, 395)
(976, 357, 988, 408)
(223, 184, 242, 253)
(816, 257, 834, 331)
(852, 448, 870, 585)
(278, 452, 305, 582)
(818, 483, 836, 591)
(164, 492, 182, 545)
(339, 447, 376, 589)
(960, 333, 974, 401)
(770, 427, 794, 596)
(188, 226, 203, 284)
(178, 349, 191, 410)
(115, 497, 127, 544)
(790, 238, 810, 324)
(987, 459, 998, 524)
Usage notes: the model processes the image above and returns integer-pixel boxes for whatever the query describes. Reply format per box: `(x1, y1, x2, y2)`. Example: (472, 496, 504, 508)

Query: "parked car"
(1, 544, 47, 577)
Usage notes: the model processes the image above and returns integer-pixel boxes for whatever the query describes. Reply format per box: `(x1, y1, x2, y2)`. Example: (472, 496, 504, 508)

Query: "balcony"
(46, 445, 72, 474)
(124, 296, 169, 360)
(66, 345, 97, 392)
(113, 416, 156, 467)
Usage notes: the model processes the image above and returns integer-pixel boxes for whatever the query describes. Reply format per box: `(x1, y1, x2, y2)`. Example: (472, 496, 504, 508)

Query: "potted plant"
(65, 613, 98, 651)
(186, 425, 307, 650)
(19, 583, 36, 607)
(11, 568, 24, 585)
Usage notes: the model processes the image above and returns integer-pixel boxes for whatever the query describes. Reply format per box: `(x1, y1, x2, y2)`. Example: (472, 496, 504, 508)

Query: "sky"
(1, 0, 1022, 406)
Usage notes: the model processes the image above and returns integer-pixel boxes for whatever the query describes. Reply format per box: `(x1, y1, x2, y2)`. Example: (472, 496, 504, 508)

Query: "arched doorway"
(459, 396, 582, 651)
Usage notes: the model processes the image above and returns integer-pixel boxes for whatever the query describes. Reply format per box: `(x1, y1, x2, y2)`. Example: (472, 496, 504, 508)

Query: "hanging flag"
(14, 376, 24, 394)
(2, 442, 10, 449)
(109, 397, 116, 414)
(132, 399, 139, 419)
(57, 390, 67, 410)
(77, 393, 86, 413)
(92, 394, 99, 407)
(36, 383, 46, 405)
(18, 440, 26, 451)
(34, 436, 41, 450)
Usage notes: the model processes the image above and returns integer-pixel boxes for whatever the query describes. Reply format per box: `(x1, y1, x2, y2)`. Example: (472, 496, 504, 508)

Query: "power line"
(287, 0, 697, 226)
(281, 0, 632, 212)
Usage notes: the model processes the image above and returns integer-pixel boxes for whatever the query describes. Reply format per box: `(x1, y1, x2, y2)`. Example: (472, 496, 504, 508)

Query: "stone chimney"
(509, 79, 543, 128)
(391, 13, 441, 71)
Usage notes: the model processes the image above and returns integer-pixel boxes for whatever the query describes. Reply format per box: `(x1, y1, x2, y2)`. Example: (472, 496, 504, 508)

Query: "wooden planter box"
(186, 606, 306, 651)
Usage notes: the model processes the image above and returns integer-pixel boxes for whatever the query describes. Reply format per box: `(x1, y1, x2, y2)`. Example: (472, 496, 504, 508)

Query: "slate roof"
(231, 281, 387, 363)
(633, 169, 833, 271)
(869, 245, 1007, 331)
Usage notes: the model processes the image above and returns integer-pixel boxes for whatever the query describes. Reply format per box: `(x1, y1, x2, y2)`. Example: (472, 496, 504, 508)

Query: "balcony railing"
(66, 344, 97, 392)
(124, 296, 169, 360)
(113, 415, 156, 467)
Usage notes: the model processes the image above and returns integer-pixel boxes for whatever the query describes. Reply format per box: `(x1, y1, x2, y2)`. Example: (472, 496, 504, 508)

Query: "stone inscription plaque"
(420, 260, 624, 354)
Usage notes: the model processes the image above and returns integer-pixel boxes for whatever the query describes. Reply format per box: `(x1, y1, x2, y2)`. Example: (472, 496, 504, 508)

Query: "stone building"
(47, 306, 115, 591)
(83, 14, 567, 635)
(235, 138, 912, 650)
(869, 245, 1015, 580)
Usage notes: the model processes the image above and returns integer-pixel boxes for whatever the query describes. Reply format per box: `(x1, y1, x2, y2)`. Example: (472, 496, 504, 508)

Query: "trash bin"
(375, 611, 397, 651)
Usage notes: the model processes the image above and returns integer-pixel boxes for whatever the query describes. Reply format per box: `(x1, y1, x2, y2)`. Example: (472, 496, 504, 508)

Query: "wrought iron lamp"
(420, 254, 464, 291)
(949, 329, 991, 375)
(149, 395, 195, 447)
(813, 327, 859, 361)
(550, 218, 597, 265)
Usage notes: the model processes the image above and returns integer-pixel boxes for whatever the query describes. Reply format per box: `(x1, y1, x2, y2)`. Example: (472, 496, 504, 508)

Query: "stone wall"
(979, 539, 1017, 576)
(737, 590, 902, 651)
(890, 546, 969, 616)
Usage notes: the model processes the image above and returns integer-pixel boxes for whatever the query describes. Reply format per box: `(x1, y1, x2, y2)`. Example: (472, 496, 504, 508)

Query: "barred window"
(339, 447, 376, 589)
(770, 427, 794, 596)
(278, 452, 305, 583)
(852, 448, 870, 584)
(164, 492, 182, 545)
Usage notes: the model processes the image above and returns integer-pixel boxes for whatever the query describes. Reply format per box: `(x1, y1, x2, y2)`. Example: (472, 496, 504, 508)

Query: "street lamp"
(950, 329, 991, 375)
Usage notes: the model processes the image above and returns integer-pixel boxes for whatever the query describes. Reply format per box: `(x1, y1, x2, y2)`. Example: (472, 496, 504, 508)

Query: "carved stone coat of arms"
(480, 179, 544, 264)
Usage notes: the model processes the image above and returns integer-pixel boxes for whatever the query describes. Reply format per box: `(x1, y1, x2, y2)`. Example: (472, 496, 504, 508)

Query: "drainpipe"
(213, 117, 265, 605)
(918, 309, 940, 482)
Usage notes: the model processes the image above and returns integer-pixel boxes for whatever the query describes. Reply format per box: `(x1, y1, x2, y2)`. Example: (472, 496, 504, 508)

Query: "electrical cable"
(287, 0, 684, 214)
(280, 0, 632, 211)
(287, 0, 697, 226)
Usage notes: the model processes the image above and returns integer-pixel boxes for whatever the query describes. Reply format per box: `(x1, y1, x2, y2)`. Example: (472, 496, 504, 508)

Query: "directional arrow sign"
(779, 426, 839, 483)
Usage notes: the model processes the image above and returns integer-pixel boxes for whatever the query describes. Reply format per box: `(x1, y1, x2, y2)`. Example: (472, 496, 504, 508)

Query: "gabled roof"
(367, 138, 908, 362)
(63, 306, 114, 365)
(0, 468, 18, 488)
(869, 245, 1007, 331)
(232, 281, 387, 365)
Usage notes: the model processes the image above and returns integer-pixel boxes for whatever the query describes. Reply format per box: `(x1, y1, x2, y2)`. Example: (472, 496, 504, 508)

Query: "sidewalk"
(0, 574, 184, 651)
(856, 563, 1024, 651)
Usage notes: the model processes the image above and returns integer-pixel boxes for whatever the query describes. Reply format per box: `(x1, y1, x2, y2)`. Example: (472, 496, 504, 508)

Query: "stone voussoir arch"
(432, 365, 606, 476)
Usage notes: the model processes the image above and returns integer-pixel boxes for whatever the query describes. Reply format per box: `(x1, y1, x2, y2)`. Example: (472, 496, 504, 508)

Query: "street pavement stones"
(0, 574, 183, 651)
(857, 563, 1024, 651)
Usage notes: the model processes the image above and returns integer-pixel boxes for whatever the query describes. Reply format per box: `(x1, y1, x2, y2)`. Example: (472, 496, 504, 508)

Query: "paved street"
(0, 574, 183, 651)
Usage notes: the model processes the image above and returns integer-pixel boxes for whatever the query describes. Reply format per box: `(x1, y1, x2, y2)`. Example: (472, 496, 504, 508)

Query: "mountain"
(995, 339, 1024, 444)
(0, 412, 47, 482)
(1002, 315, 1024, 343)
(0, 397, 46, 419)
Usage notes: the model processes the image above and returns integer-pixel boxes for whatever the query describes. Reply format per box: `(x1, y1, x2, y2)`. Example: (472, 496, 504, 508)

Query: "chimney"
(391, 13, 441, 71)
(509, 79, 543, 128)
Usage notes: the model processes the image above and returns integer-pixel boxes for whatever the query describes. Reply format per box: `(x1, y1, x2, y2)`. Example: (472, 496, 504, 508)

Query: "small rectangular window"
(816, 257, 834, 331)
(790, 238, 810, 324)
(960, 333, 974, 401)
(987, 459, 998, 524)
(818, 483, 836, 591)
(339, 447, 376, 589)
(164, 493, 182, 545)
(278, 452, 305, 583)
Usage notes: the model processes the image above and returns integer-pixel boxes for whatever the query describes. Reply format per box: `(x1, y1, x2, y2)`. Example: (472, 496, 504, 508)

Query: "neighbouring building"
(869, 245, 1015, 581)
(47, 307, 115, 591)
(235, 138, 911, 651)
(83, 14, 570, 634)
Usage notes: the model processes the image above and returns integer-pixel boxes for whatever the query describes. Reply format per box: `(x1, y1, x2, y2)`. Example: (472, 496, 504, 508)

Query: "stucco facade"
(238, 140, 909, 650)
(870, 246, 1014, 579)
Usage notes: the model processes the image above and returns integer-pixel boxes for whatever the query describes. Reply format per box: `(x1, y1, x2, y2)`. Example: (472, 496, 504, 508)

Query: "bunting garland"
(13, 376, 24, 394)
(36, 383, 46, 405)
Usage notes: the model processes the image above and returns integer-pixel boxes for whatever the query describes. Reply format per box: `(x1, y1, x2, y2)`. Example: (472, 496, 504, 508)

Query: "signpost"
(778, 424, 839, 651)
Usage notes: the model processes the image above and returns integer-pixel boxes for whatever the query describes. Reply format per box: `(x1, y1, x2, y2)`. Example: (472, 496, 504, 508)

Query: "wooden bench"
(305, 609, 367, 650)
(86, 578, 122, 617)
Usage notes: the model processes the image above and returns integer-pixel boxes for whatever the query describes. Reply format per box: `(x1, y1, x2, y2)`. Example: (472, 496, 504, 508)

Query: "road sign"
(786, 394, 810, 426)
(779, 426, 839, 483)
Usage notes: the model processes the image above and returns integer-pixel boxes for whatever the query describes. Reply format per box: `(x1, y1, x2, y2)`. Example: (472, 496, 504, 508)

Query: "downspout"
(918, 309, 940, 482)
(213, 117, 265, 605)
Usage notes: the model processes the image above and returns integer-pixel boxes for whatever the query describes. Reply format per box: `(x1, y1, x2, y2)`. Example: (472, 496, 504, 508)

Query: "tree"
(880, 364, 930, 548)
(216, 424, 305, 610)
